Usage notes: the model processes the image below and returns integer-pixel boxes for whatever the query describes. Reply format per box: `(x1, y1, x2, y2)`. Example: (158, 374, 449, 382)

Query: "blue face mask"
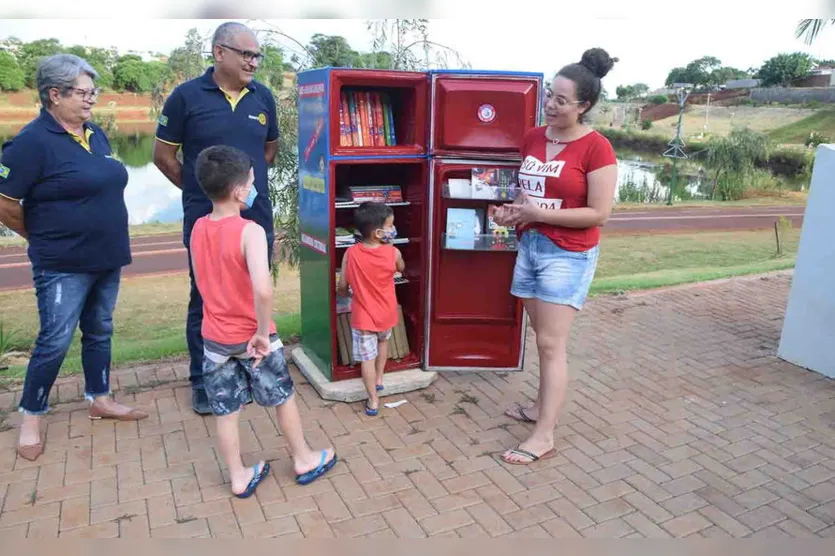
(242, 186, 257, 209)
(380, 226, 398, 243)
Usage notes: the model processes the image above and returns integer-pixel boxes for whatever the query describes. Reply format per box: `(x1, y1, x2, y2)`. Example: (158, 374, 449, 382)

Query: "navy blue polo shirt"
(155, 68, 279, 242)
(0, 109, 131, 273)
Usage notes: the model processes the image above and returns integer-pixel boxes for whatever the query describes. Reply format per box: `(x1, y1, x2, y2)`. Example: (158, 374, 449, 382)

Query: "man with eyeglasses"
(153, 21, 280, 415)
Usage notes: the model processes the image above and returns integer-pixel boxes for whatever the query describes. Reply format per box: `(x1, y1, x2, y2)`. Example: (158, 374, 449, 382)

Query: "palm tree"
(796, 19, 835, 45)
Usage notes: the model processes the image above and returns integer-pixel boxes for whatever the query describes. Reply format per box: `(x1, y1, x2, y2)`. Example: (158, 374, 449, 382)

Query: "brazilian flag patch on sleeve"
(158, 115, 169, 127)
(0, 164, 9, 179)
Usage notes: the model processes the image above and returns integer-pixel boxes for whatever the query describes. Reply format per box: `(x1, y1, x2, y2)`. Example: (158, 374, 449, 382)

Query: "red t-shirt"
(344, 242, 398, 332)
(517, 127, 617, 252)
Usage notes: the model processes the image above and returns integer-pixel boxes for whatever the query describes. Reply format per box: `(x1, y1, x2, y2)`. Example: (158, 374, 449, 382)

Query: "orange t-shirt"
(344, 242, 398, 332)
(190, 215, 277, 345)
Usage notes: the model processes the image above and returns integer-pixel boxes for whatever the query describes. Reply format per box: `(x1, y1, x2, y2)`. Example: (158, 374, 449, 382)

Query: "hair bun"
(580, 48, 617, 79)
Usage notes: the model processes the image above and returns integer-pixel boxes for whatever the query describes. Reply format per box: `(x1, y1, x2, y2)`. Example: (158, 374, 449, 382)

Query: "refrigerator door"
(424, 158, 527, 371)
(430, 71, 542, 159)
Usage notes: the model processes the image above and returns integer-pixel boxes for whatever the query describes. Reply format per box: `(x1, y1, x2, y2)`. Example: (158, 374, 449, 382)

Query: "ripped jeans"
(18, 268, 121, 415)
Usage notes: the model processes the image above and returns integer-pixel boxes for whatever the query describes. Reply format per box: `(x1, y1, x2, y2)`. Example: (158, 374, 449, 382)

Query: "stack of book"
(339, 90, 397, 147)
(335, 305, 411, 365)
(349, 185, 403, 204)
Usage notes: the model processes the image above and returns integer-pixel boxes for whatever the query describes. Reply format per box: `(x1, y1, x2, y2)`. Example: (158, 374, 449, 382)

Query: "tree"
(632, 83, 649, 97)
(710, 66, 749, 86)
(707, 128, 771, 200)
(796, 19, 835, 45)
(0, 51, 25, 91)
(665, 56, 728, 88)
(17, 38, 63, 87)
(665, 67, 690, 87)
(757, 52, 815, 87)
(308, 34, 361, 68)
(367, 19, 468, 70)
(166, 28, 206, 84)
(112, 57, 169, 93)
(615, 85, 634, 100)
(255, 44, 286, 90)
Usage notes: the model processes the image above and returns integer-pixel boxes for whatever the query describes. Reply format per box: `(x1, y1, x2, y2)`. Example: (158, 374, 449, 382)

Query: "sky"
(1, 18, 834, 92)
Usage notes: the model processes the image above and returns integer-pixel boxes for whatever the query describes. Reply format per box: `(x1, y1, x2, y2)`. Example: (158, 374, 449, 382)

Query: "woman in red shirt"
(496, 48, 619, 465)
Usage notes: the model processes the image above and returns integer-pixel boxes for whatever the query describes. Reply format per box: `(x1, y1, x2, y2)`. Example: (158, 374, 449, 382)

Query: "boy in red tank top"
(337, 202, 405, 416)
(190, 146, 336, 498)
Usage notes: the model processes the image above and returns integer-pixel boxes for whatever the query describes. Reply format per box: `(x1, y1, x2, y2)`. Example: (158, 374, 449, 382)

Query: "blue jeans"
(186, 236, 273, 391)
(19, 268, 121, 415)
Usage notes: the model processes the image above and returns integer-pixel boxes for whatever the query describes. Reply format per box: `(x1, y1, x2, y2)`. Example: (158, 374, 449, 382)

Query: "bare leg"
(375, 338, 389, 388)
(215, 410, 263, 495)
(274, 393, 335, 475)
(506, 299, 541, 421)
(502, 301, 576, 463)
(18, 414, 41, 447)
(360, 358, 378, 410)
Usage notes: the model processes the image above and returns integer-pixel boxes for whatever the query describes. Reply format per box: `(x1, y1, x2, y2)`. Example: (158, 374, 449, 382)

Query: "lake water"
(5, 131, 704, 226)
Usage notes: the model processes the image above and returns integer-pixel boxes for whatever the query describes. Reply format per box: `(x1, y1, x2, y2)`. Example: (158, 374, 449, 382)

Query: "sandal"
(233, 461, 271, 499)
(365, 402, 379, 417)
(375, 385, 384, 392)
(500, 445, 556, 466)
(296, 450, 338, 486)
(505, 402, 537, 424)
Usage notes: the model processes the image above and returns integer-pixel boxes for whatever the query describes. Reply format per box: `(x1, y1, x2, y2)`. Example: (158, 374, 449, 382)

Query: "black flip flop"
(505, 402, 537, 424)
(234, 461, 270, 499)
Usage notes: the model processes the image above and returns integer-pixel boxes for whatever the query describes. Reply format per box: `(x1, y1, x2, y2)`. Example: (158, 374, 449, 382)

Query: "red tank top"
(191, 215, 276, 345)
(344, 242, 398, 332)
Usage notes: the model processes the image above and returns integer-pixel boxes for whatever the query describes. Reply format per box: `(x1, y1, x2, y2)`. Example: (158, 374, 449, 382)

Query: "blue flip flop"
(365, 402, 379, 417)
(234, 461, 270, 499)
(296, 451, 338, 486)
(376, 385, 384, 392)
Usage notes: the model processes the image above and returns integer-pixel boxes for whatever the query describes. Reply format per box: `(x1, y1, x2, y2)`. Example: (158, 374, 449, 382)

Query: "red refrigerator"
(425, 70, 543, 371)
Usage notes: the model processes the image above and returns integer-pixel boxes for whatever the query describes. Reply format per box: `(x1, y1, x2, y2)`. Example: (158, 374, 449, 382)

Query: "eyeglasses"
(544, 88, 582, 107)
(219, 44, 263, 63)
(65, 87, 101, 101)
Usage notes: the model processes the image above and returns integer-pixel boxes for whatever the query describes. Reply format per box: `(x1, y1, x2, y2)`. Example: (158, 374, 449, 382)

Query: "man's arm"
(0, 196, 25, 238)
(265, 140, 279, 166)
(153, 141, 183, 189)
(243, 222, 273, 338)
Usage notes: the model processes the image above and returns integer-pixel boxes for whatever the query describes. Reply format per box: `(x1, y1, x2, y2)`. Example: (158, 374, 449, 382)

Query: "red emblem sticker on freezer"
(477, 103, 496, 123)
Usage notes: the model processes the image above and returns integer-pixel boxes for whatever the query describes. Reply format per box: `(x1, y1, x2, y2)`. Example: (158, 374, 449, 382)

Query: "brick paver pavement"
(1, 271, 835, 538)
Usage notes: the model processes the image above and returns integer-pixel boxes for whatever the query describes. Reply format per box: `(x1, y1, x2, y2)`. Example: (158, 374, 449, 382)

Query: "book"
(373, 92, 386, 147)
(385, 94, 396, 146)
(471, 168, 520, 200)
(487, 204, 514, 237)
(349, 185, 403, 204)
(446, 208, 483, 250)
(340, 93, 353, 147)
(338, 94, 347, 146)
(348, 92, 362, 146)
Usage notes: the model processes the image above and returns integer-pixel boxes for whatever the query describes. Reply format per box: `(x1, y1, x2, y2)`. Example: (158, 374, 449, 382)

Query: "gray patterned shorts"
(203, 336, 294, 416)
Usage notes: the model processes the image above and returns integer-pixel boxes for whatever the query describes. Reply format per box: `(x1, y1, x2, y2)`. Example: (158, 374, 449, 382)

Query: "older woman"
(0, 54, 146, 462)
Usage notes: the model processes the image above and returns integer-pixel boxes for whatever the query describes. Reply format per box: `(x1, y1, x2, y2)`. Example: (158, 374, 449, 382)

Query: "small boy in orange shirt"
(337, 202, 405, 416)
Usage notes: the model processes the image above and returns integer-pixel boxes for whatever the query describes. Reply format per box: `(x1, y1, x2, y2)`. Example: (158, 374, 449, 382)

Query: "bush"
(649, 94, 668, 105)
(640, 119, 653, 130)
(805, 131, 830, 148)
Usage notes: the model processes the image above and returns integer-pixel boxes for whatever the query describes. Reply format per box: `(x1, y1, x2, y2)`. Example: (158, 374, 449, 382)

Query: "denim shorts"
(203, 337, 294, 416)
(352, 329, 392, 362)
(510, 230, 599, 310)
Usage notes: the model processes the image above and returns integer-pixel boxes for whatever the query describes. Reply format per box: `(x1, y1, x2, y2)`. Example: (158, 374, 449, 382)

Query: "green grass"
(614, 195, 808, 210)
(769, 108, 835, 144)
(0, 221, 183, 247)
(0, 228, 800, 384)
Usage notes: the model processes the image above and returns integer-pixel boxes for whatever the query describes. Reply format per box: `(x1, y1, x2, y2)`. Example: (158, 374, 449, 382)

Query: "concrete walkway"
(1, 272, 834, 538)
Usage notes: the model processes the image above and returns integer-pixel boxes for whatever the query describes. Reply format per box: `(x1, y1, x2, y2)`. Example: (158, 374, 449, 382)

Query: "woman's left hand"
(503, 192, 542, 226)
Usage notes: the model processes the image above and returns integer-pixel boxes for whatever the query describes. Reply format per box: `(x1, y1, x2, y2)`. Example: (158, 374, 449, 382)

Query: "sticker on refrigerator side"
(301, 233, 328, 255)
(477, 104, 496, 123)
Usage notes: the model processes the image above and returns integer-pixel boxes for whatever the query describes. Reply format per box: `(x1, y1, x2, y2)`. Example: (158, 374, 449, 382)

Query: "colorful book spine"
(340, 92, 353, 147)
(382, 94, 392, 147)
(348, 91, 362, 146)
(365, 91, 377, 147)
(338, 93, 348, 146)
(373, 92, 386, 147)
(384, 94, 396, 146)
(357, 92, 372, 147)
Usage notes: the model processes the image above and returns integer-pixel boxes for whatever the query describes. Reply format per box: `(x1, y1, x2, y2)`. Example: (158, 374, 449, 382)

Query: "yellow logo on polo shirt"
(0, 164, 9, 179)
(249, 113, 267, 126)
